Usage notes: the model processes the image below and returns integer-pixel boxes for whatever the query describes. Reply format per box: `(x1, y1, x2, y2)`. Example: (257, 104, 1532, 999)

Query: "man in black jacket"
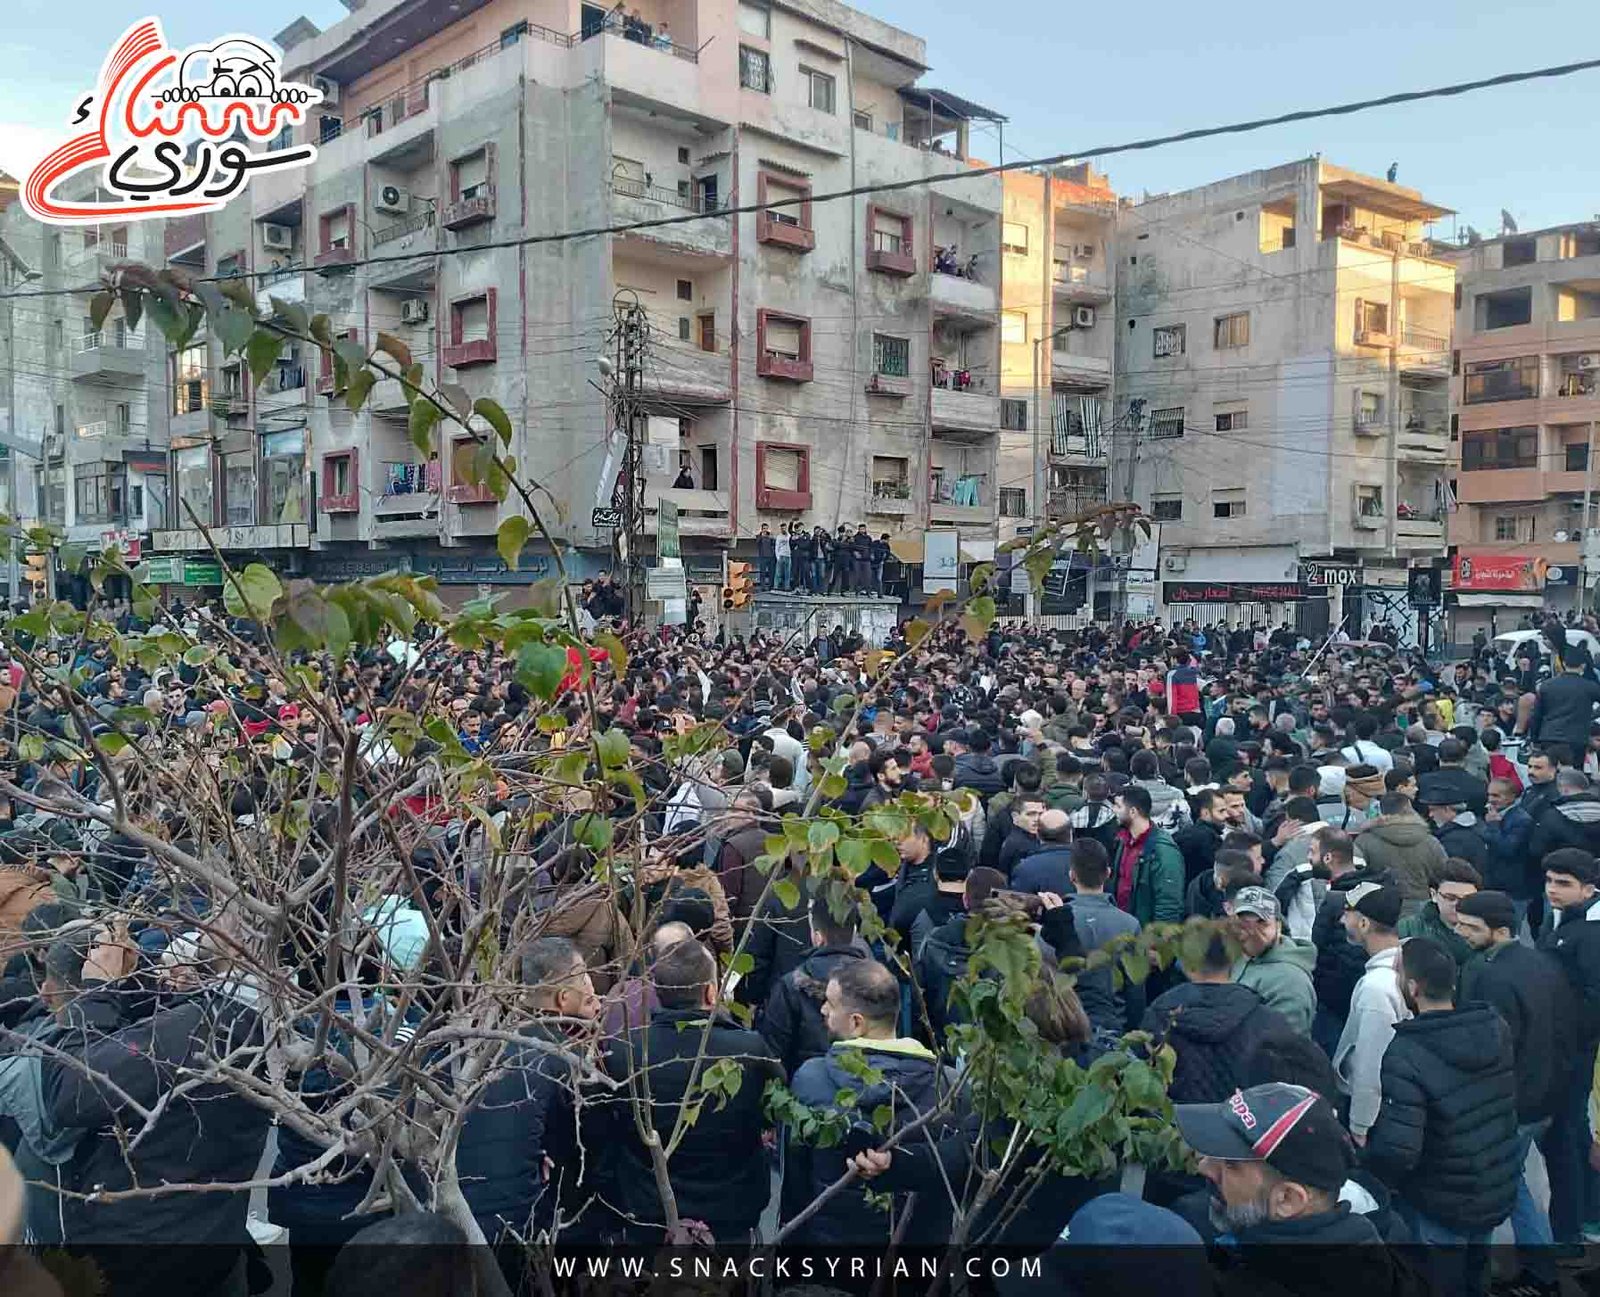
(915, 866, 1006, 1041)
(1530, 644, 1600, 753)
(1526, 766, 1600, 866)
(1456, 889, 1569, 1285)
(1366, 936, 1519, 1297)
(601, 935, 783, 1241)
(42, 928, 272, 1297)
(1175, 787, 1228, 884)
(761, 897, 869, 1075)
(1535, 847, 1600, 1243)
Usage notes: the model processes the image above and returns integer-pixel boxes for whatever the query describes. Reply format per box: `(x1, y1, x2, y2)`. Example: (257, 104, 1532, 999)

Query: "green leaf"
(97, 732, 131, 756)
(246, 327, 284, 388)
(145, 293, 186, 345)
(596, 726, 629, 769)
(836, 839, 871, 877)
(219, 278, 256, 311)
(333, 339, 369, 375)
(440, 383, 472, 418)
(309, 314, 332, 347)
(593, 629, 627, 677)
(573, 813, 614, 852)
(375, 331, 412, 371)
(774, 878, 800, 910)
(729, 951, 754, 977)
(89, 292, 116, 332)
(807, 821, 840, 853)
(515, 641, 568, 700)
(904, 617, 931, 645)
(181, 645, 215, 667)
(496, 515, 530, 570)
(270, 298, 309, 337)
(18, 734, 45, 762)
(213, 304, 255, 356)
(118, 289, 143, 334)
(222, 563, 283, 620)
(473, 397, 513, 447)
(345, 368, 377, 413)
(409, 399, 440, 456)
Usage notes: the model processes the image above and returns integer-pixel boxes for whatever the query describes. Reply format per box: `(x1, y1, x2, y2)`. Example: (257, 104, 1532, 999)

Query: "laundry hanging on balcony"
(1050, 394, 1104, 458)
(1436, 478, 1457, 514)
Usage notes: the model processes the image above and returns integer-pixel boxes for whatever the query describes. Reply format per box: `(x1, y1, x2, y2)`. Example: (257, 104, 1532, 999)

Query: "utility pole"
(609, 292, 649, 622)
(2, 262, 40, 607)
(1582, 418, 1597, 611)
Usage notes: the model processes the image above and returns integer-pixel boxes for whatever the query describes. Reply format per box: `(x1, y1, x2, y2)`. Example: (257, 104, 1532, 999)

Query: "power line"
(4, 53, 1599, 303)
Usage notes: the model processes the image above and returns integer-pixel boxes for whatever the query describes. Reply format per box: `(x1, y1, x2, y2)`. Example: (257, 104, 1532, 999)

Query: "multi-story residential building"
(153, 0, 1005, 601)
(1111, 158, 1456, 637)
(998, 163, 1116, 613)
(0, 195, 172, 598)
(1441, 222, 1600, 634)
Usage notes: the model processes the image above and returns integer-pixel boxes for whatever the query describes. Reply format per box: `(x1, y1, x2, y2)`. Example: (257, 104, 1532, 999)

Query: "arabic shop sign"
(23, 19, 322, 225)
(1164, 581, 1307, 603)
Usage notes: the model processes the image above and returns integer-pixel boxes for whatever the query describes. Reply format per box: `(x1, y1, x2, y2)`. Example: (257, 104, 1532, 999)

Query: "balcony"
(170, 402, 209, 440)
(256, 271, 307, 316)
(1398, 325, 1450, 377)
(74, 421, 112, 441)
(866, 476, 915, 518)
(931, 379, 999, 441)
(314, 243, 355, 271)
(1052, 262, 1113, 303)
(152, 523, 309, 552)
(756, 211, 814, 252)
(71, 330, 145, 384)
(644, 346, 732, 403)
(644, 486, 731, 539)
(1396, 514, 1446, 545)
(369, 376, 413, 417)
(258, 365, 307, 414)
(930, 269, 998, 322)
(1553, 369, 1600, 401)
(441, 186, 495, 232)
(866, 371, 912, 398)
(866, 231, 916, 277)
(1353, 412, 1386, 438)
(756, 348, 812, 383)
(929, 475, 991, 528)
(65, 241, 129, 280)
(611, 177, 731, 261)
(368, 210, 439, 290)
(1050, 350, 1111, 387)
(210, 390, 245, 420)
(375, 461, 441, 538)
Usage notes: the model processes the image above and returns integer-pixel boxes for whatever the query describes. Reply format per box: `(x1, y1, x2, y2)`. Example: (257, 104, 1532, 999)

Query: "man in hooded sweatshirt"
(783, 958, 958, 1245)
(1353, 791, 1447, 903)
(1225, 886, 1317, 1037)
(761, 897, 870, 1075)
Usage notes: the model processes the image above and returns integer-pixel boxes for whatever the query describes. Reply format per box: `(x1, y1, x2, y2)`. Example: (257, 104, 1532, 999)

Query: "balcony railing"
(67, 241, 128, 269)
(372, 208, 435, 246)
(1556, 372, 1599, 399)
(262, 365, 306, 394)
(930, 366, 993, 393)
(610, 176, 722, 213)
(1400, 325, 1449, 351)
(383, 461, 442, 496)
(77, 329, 139, 352)
(75, 421, 109, 439)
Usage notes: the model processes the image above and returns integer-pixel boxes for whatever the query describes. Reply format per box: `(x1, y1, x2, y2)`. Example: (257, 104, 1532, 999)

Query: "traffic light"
(23, 551, 48, 593)
(722, 559, 753, 610)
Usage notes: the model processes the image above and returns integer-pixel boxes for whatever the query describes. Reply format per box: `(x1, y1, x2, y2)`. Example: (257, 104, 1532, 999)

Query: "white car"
(1491, 628, 1600, 666)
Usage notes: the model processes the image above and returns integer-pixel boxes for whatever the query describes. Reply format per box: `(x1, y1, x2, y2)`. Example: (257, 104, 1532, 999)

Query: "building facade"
(141, 0, 1006, 601)
(1442, 222, 1600, 635)
(1112, 158, 1455, 638)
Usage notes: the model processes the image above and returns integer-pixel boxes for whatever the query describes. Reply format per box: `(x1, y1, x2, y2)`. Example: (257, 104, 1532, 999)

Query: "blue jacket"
(1011, 845, 1075, 895)
(1483, 803, 1535, 898)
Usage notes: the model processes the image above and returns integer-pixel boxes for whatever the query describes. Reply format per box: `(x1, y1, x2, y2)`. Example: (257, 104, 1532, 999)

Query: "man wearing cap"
(1175, 1082, 1393, 1259)
(1455, 889, 1569, 1285)
(1365, 936, 1519, 1297)
(1418, 786, 1489, 872)
(1225, 887, 1316, 1038)
(1331, 883, 1409, 1145)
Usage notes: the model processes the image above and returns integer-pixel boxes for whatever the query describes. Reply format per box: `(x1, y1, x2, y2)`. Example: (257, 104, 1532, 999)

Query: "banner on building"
(1452, 551, 1548, 593)
(1164, 581, 1306, 603)
(923, 529, 960, 593)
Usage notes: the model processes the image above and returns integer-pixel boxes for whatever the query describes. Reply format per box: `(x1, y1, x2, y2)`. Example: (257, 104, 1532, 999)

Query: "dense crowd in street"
(5, 590, 1600, 1297)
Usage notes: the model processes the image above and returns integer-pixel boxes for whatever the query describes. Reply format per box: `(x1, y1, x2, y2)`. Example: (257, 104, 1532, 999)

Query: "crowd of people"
(3, 593, 1600, 1296)
(756, 523, 894, 596)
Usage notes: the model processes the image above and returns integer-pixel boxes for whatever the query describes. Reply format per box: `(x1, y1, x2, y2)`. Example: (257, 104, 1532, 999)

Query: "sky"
(2, 0, 1597, 235)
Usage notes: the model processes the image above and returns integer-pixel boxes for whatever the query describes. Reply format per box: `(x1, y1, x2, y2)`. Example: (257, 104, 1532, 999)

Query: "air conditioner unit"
(262, 223, 293, 251)
(375, 185, 411, 216)
(1164, 553, 1187, 573)
(1578, 354, 1600, 370)
(1073, 306, 1096, 329)
(401, 299, 429, 325)
(313, 75, 340, 105)
(1555, 529, 1572, 542)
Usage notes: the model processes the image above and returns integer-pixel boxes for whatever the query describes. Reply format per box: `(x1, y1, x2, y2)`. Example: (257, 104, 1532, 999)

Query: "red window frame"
(317, 328, 360, 395)
(756, 170, 815, 252)
(755, 309, 813, 382)
(865, 204, 915, 276)
(755, 441, 811, 510)
(444, 289, 497, 368)
(315, 205, 356, 268)
(321, 448, 360, 513)
(447, 434, 499, 504)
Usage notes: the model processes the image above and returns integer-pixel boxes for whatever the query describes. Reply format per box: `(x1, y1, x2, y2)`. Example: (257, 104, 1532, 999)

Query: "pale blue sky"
(3, 0, 1597, 234)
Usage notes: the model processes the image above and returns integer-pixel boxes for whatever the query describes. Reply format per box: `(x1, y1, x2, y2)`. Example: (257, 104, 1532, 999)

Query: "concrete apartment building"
(1112, 158, 1456, 636)
(145, 0, 1006, 599)
(1441, 222, 1600, 634)
(0, 196, 173, 597)
(997, 164, 1117, 611)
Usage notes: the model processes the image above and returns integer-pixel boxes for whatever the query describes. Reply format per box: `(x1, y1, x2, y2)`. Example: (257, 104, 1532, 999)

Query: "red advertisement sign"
(1452, 551, 1548, 593)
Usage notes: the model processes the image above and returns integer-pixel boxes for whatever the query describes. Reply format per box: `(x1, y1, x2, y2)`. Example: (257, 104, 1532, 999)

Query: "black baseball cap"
(1175, 1083, 1352, 1192)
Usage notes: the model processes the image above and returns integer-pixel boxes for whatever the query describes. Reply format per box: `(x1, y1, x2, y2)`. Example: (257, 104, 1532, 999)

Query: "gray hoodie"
(1333, 944, 1410, 1136)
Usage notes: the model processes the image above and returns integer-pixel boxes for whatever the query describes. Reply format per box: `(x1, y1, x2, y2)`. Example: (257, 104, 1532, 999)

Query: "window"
(445, 290, 497, 367)
(216, 253, 243, 278)
(1479, 286, 1533, 330)
(697, 313, 715, 352)
(1356, 391, 1385, 428)
(765, 447, 800, 488)
(262, 429, 307, 524)
(756, 310, 812, 380)
(998, 487, 1027, 518)
(1212, 491, 1246, 519)
(758, 171, 812, 243)
(737, 1, 770, 38)
(1153, 324, 1185, 358)
(871, 208, 909, 255)
(1493, 514, 1536, 542)
(1000, 398, 1028, 431)
(1213, 311, 1250, 350)
(739, 46, 771, 93)
(500, 21, 529, 48)
(1214, 409, 1247, 431)
(49, 321, 62, 351)
(872, 334, 909, 377)
(1354, 299, 1390, 339)
(172, 342, 208, 415)
(453, 150, 490, 201)
(1502, 237, 1537, 268)
(322, 450, 359, 512)
(1568, 442, 1590, 473)
(318, 115, 341, 144)
(1464, 356, 1539, 404)
(1001, 221, 1029, 255)
(173, 445, 211, 527)
(224, 454, 255, 527)
(756, 441, 811, 508)
(803, 67, 835, 114)
(676, 278, 693, 301)
(1150, 495, 1183, 521)
(1461, 427, 1538, 470)
(1151, 406, 1185, 439)
(677, 146, 691, 165)
(677, 317, 691, 341)
(853, 110, 872, 131)
(114, 402, 130, 434)
(1001, 311, 1027, 345)
(871, 454, 910, 500)
(75, 470, 121, 523)
(767, 317, 802, 358)
(321, 208, 351, 252)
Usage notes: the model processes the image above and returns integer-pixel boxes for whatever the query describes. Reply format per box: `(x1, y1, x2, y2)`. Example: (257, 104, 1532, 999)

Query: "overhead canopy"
(1320, 174, 1453, 223)
(897, 86, 1007, 124)
(886, 532, 994, 564)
